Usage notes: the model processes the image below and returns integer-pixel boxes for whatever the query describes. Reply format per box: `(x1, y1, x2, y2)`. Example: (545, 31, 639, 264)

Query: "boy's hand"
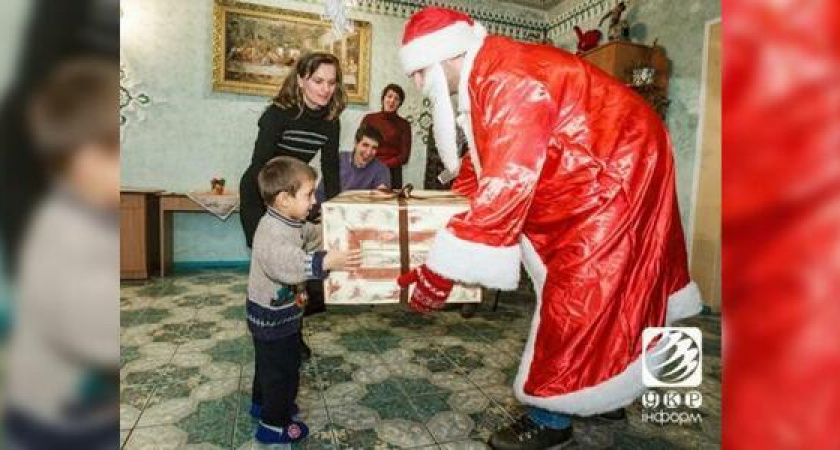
(324, 249, 362, 271)
(396, 265, 454, 313)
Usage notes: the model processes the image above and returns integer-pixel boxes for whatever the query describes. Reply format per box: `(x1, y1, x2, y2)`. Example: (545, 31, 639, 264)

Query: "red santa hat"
(399, 7, 486, 175)
(399, 7, 485, 76)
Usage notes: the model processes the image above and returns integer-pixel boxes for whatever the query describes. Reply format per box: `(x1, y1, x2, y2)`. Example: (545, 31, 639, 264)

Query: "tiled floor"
(120, 270, 721, 449)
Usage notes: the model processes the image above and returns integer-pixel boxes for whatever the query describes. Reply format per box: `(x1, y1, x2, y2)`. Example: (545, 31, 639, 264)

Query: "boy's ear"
(275, 191, 290, 205)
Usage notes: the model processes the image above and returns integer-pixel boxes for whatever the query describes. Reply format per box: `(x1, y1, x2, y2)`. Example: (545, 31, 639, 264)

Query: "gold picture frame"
(212, 0, 371, 104)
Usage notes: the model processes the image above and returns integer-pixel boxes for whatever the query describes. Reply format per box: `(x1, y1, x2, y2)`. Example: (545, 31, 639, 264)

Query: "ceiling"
(499, 0, 567, 10)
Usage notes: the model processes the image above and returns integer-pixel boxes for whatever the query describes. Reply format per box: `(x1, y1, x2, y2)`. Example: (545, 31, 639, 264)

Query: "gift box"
(322, 188, 481, 305)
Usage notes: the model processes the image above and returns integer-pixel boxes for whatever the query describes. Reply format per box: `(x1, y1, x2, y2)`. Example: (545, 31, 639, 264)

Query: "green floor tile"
(408, 393, 451, 422)
(362, 379, 407, 401)
(177, 393, 238, 447)
(357, 395, 418, 422)
(314, 355, 352, 372)
(122, 308, 171, 327)
(124, 364, 204, 387)
(174, 293, 227, 308)
(398, 377, 449, 397)
(151, 321, 219, 343)
(367, 337, 404, 353)
(329, 422, 435, 449)
(317, 367, 355, 390)
(209, 335, 253, 354)
(136, 280, 189, 298)
(121, 346, 141, 368)
(220, 304, 244, 320)
(121, 383, 156, 410)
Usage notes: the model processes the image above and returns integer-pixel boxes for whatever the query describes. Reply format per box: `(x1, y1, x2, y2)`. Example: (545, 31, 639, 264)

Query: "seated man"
(315, 123, 391, 204)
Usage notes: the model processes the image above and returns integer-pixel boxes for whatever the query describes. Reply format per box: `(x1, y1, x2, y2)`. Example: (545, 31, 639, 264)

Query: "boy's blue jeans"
(528, 407, 572, 430)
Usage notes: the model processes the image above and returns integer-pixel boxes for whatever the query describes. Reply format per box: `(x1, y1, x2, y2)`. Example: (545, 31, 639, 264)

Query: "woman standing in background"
(360, 84, 412, 188)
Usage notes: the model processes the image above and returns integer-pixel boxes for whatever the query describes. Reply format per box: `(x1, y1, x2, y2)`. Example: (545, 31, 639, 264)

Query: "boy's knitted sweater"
(247, 207, 326, 340)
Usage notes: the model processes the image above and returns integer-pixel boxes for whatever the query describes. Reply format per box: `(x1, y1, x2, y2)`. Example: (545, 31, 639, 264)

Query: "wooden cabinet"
(120, 189, 162, 280)
(583, 41, 670, 118)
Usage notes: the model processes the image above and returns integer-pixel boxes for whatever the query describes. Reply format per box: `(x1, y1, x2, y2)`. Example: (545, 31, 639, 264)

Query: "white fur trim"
(514, 237, 703, 416)
(455, 24, 485, 176)
(665, 280, 704, 324)
(426, 228, 520, 290)
(456, 29, 482, 114)
(400, 22, 483, 75)
(425, 63, 461, 174)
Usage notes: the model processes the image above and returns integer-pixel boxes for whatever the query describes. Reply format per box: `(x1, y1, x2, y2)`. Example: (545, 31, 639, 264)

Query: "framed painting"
(212, 0, 371, 104)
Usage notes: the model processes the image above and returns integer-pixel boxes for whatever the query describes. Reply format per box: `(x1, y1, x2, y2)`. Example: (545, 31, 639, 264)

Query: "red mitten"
(397, 265, 454, 313)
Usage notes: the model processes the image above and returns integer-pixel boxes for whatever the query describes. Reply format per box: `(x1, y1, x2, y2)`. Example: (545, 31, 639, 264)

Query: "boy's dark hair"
(354, 124, 383, 145)
(258, 156, 317, 205)
(26, 57, 119, 173)
(381, 83, 405, 107)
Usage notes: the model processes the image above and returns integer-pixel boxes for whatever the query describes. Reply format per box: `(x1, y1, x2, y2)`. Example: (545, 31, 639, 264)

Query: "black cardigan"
(239, 104, 340, 247)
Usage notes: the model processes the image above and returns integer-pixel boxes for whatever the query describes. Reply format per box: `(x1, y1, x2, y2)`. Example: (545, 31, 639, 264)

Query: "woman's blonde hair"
(273, 52, 346, 121)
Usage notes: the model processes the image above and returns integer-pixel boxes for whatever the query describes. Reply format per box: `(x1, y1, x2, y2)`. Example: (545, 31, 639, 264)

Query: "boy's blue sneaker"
(255, 420, 309, 444)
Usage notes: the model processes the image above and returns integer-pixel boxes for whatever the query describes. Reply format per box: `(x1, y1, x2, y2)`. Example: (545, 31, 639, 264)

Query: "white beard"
(423, 63, 461, 175)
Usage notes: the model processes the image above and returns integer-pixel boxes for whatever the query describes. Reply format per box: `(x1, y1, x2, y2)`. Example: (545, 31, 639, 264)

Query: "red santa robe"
(426, 35, 703, 415)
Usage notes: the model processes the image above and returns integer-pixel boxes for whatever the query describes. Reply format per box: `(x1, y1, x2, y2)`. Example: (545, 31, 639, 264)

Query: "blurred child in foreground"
(3, 57, 119, 449)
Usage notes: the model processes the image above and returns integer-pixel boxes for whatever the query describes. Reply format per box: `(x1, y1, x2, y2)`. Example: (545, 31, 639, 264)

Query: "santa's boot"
(597, 408, 626, 421)
(488, 414, 573, 450)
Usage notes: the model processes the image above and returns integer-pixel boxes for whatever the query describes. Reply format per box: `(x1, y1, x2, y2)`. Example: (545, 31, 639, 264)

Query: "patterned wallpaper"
(120, 61, 155, 136)
(545, 0, 621, 42)
(347, 0, 547, 40)
(120, 0, 719, 263)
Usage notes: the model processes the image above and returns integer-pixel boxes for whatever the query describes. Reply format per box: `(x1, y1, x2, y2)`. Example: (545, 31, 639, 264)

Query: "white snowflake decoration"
(119, 60, 155, 140)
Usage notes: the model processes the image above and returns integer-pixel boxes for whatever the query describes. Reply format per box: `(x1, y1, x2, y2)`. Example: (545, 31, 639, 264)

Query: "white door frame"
(687, 16, 722, 260)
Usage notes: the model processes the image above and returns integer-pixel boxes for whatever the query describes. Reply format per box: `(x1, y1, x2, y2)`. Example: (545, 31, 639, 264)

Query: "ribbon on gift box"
(379, 185, 413, 303)
(342, 184, 462, 303)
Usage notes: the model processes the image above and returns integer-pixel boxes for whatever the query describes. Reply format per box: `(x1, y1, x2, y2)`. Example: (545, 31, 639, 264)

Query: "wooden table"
(158, 192, 239, 276)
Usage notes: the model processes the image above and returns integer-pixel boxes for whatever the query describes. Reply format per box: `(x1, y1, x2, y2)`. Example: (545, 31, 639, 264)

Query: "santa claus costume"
(396, 7, 703, 449)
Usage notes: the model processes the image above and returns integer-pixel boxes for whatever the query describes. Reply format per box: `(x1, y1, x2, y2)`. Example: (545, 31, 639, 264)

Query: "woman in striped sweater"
(239, 52, 347, 247)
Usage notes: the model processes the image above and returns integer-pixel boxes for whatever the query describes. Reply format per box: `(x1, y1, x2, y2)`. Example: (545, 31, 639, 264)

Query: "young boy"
(247, 156, 360, 444)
